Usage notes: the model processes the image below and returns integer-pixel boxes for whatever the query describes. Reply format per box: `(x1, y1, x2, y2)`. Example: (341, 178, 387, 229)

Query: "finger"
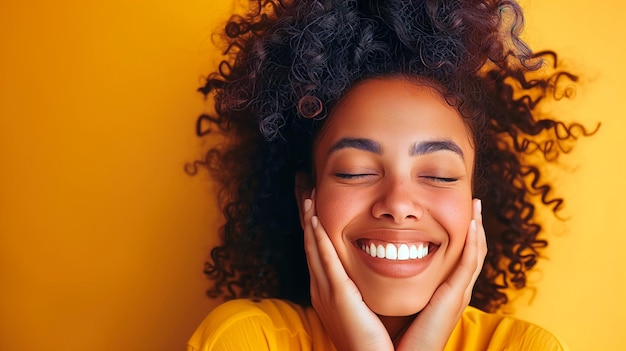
(459, 199, 487, 302)
(437, 199, 486, 306)
(304, 193, 356, 295)
(310, 214, 353, 294)
(303, 196, 326, 294)
(310, 216, 356, 296)
(307, 189, 351, 284)
(472, 199, 487, 282)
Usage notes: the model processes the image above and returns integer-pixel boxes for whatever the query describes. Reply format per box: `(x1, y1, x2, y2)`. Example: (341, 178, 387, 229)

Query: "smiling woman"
(186, 0, 594, 350)
(305, 78, 475, 318)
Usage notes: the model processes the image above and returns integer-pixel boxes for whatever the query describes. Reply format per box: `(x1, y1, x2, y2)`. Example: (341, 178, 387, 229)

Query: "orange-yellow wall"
(0, 1, 624, 350)
(505, 2, 626, 349)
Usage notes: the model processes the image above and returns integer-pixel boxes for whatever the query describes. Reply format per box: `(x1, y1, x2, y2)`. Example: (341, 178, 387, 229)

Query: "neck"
(378, 314, 417, 346)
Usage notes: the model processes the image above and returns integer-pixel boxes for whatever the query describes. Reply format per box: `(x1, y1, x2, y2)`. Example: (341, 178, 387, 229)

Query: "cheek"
(430, 191, 473, 239)
(314, 183, 366, 245)
(315, 185, 349, 236)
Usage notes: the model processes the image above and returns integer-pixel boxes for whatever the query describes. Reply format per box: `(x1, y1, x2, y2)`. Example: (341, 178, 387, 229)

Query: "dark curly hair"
(190, 0, 596, 313)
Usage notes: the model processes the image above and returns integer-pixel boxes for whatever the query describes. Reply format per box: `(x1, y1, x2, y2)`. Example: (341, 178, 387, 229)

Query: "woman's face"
(312, 77, 475, 316)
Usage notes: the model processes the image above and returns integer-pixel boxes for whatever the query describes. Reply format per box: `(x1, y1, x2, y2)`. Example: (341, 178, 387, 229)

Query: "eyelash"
(335, 173, 458, 183)
(334, 173, 376, 179)
(422, 176, 458, 183)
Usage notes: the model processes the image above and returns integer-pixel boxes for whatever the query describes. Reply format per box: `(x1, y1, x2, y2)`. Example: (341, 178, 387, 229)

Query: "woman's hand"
(303, 191, 394, 351)
(304, 194, 486, 351)
(396, 199, 487, 351)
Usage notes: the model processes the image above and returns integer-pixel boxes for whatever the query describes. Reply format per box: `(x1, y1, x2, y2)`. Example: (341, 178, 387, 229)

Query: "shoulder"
(445, 306, 568, 351)
(187, 299, 334, 351)
(193, 298, 303, 330)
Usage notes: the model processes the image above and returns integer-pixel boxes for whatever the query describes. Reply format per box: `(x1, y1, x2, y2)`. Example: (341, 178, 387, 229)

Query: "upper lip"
(348, 228, 442, 245)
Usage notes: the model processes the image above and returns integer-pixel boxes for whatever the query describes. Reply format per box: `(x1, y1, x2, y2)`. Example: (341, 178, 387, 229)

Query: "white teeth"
(360, 242, 430, 260)
(397, 244, 410, 260)
(376, 244, 385, 258)
(385, 243, 397, 260)
(409, 245, 418, 259)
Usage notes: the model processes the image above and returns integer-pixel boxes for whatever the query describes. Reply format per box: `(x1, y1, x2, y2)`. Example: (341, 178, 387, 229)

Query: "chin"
(362, 287, 431, 316)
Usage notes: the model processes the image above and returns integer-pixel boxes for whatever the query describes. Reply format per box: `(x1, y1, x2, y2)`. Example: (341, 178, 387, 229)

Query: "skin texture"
(297, 78, 488, 350)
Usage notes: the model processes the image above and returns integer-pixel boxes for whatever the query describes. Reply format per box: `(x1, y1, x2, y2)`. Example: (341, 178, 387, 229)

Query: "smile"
(357, 240, 431, 260)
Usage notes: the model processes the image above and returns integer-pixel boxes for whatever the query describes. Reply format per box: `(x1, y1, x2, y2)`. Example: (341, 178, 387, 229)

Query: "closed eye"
(421, 176, 459, 183)
(334, 173, 376, 180)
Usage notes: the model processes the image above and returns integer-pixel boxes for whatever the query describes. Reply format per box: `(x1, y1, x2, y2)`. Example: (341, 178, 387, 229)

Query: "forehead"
(315, 77, 475, 160)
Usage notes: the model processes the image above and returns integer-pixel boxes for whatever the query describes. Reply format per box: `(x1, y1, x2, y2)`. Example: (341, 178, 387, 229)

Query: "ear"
(294, 172, 313, 230)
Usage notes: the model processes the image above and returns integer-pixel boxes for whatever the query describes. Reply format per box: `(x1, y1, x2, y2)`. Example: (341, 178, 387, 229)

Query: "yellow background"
(1, 1, 624, 350)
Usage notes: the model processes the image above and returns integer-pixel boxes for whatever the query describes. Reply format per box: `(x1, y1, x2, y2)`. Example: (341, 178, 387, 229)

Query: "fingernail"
(304, 198, 312, 212)
(470, 219, 476, 232)
(311, 216, 319, 229)
(311, 188, 316, 200)
(477, 199, 482, 214)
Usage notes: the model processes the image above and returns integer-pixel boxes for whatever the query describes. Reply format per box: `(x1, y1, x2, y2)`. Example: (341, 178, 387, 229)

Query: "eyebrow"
(328, 137, 382, 155)
(410, 140, 464, 160)
(328, 137, 464, 160)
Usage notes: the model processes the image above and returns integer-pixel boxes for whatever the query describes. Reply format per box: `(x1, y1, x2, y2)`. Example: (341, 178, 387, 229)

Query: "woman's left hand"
(396, 198, 487, 351)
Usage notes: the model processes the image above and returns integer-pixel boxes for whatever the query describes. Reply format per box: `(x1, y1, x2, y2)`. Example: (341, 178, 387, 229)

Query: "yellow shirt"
(188, 299, 567, 351)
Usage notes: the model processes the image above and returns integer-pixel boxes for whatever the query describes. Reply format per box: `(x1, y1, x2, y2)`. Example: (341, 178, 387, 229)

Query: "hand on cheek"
(304, 194, 486, 351)
(303, 190, 394, 351)
(396, 198, 487, 351)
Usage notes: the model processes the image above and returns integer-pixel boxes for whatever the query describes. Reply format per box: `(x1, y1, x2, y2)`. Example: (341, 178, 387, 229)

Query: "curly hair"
(191, 0, 596, 313)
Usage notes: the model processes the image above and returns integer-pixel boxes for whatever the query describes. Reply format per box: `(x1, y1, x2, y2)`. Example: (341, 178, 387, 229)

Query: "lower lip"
(353, 243, 438, 278)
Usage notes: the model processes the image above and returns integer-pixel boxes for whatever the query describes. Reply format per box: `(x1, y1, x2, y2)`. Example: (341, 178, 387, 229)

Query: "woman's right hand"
(303, 191, 395, 351)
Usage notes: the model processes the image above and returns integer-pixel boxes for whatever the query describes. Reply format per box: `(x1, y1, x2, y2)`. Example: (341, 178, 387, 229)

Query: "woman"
(188, 0, 593, 349)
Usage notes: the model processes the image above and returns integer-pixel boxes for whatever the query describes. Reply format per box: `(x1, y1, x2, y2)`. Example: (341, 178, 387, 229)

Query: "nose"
(371, 178, 424, 223)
